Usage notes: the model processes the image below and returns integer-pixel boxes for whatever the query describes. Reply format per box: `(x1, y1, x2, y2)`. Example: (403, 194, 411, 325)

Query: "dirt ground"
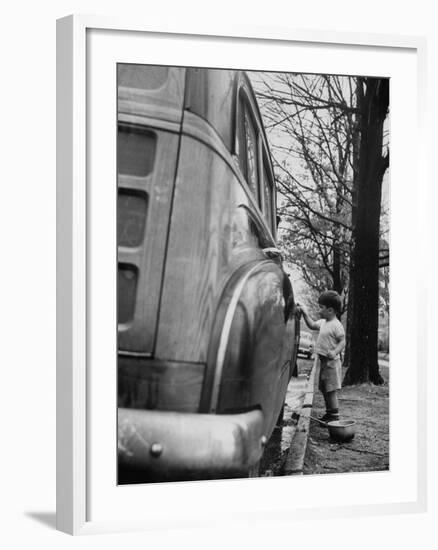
(303, 362, 389, 475)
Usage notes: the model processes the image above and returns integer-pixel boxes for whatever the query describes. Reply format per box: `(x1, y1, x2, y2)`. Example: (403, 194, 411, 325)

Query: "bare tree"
(252, 73, 357, 310)
(253, 72, 390, 385)
(343, 78, 389, 385)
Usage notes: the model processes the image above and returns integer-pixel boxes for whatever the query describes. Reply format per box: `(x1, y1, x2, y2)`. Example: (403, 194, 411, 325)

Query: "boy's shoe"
(319, 412, 340, 423)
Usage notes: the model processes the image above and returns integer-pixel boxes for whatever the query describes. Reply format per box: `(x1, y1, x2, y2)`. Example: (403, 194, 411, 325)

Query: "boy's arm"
(327, 335, 346, 359)
(298, 304, 320, 331)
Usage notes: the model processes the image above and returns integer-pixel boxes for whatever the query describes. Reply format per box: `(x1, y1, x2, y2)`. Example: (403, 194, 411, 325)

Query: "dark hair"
(318, 290, 342, 315)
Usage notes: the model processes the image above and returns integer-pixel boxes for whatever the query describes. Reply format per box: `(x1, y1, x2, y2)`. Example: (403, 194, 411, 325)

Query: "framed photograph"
(57, 15, 427, 535)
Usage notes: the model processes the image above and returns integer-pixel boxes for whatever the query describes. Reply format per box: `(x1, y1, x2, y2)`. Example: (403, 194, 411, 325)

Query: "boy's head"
(318, 290, 342, 318)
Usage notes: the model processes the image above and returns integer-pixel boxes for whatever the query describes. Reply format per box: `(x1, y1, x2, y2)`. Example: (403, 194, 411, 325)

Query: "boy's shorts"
(318, 354, 342, 393)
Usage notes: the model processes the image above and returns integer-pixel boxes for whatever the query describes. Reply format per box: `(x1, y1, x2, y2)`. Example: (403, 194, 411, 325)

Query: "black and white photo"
(117, 64, 390, 483)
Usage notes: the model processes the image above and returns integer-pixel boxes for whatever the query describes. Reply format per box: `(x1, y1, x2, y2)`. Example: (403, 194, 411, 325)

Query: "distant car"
(298, 332, 314, 359)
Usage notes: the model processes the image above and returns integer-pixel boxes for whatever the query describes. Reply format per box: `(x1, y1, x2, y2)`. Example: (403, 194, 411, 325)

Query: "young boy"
(299, 291, 345, 422)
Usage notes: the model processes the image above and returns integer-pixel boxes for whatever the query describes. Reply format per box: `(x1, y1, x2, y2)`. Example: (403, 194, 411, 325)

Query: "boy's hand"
(326, 350, 336, 360)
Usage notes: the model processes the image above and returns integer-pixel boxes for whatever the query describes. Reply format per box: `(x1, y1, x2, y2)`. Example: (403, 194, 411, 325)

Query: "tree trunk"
(333, 243, 342, 294)
(343, 78, 389, 386)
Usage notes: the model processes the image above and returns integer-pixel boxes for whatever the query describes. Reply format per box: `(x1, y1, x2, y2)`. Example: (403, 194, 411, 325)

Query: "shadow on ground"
(25, 511, 57, 530)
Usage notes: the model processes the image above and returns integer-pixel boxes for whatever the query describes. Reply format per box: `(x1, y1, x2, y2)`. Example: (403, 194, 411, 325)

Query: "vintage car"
(117, 64, 300, 482)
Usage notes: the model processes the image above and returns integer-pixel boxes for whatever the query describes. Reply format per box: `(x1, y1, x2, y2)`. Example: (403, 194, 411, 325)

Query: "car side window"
(237, 95, 259, 203)
(244, 108, 259, 202)
(261, 160, 274, 231)
(237, 91, 275, 236)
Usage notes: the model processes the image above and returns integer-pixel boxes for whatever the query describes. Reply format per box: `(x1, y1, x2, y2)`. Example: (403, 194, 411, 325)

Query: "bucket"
(326, 420, 356, 442)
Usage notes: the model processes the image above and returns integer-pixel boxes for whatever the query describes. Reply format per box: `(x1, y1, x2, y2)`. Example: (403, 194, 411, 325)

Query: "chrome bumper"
(118, 407, 265, 479)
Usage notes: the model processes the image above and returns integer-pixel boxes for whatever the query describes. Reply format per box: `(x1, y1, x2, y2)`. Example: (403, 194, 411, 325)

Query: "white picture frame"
(56, 14, 427, 535)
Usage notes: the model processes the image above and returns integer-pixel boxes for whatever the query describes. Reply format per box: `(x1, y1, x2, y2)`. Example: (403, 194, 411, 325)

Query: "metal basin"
(327, 420, 356, 442)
